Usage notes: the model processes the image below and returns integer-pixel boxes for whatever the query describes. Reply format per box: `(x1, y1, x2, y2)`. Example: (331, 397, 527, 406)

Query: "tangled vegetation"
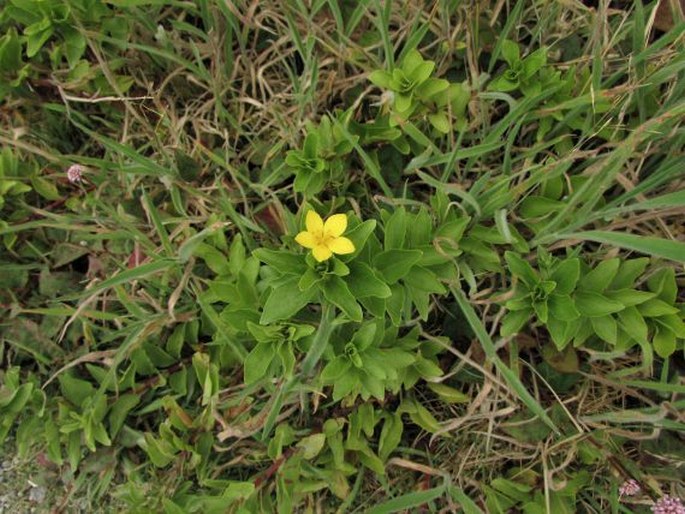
(0, 0, 684, 512)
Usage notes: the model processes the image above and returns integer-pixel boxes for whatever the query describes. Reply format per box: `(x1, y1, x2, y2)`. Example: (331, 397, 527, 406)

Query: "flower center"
(313, 233, 334, 247)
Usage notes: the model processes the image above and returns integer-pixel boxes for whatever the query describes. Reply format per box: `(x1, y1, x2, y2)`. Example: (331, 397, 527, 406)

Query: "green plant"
(285, 114, 357, 195)
(369, 49, 469, 133)
(501, 252, 685, 357)
(2, 2, 685, 512)
(0, 148, 32, 211)
(501, 250, 581, 342)
(320, 321, 442, 402)
(488, 40, 547, 96)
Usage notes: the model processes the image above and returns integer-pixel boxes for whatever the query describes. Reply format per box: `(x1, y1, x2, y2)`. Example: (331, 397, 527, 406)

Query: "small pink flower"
(67, 164, 84, 183)
(652, 495, 685, 514)
(619, 479, 641, 498)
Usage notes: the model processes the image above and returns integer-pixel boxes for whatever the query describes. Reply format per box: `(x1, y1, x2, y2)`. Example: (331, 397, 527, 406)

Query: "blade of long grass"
(366, 483, 447, 514)
(487, 0, 525, 73)
(557, 230, 685, 263)
(602, 155, 684, 208)
(449, 285, 560, 434)
(141, 188, 174, 257)
(448, 485, 485, 514)
(372, 0, 395, 68)
(59, 259, 175, 301)
(405, 141, 504, 171)
(534, 101, 685, 243)
(592, 189, 685, 219)
(261, 305, 335, 439)
(334, 117, 393, 197)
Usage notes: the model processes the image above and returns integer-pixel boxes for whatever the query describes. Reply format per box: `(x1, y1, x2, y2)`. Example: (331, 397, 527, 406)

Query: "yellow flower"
(295, 211, 356, 262)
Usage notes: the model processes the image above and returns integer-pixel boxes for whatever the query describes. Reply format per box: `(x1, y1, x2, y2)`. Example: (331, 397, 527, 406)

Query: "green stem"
(301, 303, 336, 376)
(260, 303, 336, 439)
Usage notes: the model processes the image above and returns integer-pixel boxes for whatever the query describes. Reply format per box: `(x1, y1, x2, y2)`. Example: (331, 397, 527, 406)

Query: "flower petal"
(312, 245, 333, 262)
(305, 210, 324, 235)
(328, 237, 355, 255)
(323, 214, 347, 238)
(295, 231, 316, 249)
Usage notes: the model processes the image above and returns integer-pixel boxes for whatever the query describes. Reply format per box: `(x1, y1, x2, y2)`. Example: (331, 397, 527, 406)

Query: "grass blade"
(558, 231, 685, 264)
(366, 484, 447, 514)
(449, 285, 560, 434)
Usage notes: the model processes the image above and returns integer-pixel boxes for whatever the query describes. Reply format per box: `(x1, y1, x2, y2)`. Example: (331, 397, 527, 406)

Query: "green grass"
(1, 0, 684, 512)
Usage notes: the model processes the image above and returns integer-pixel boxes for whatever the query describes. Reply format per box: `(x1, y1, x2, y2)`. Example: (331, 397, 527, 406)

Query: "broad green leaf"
(505, 252, 538, 287)
(591, 315, 617, 345)
(401, 49, 425, 76)
(547, 294, 580, 321)
(408, 401, 441, 433)
(345, 219, 377, 257)
(617, 306, 648, 343)
(653, 326, 676, 358)
(546, 317, 576, 350)
(489, 75, 519, 92)
(574, 291, 625, 317)
(253, 249, 306, 275)
(351, 322, 377, 351)
(384, 207, 407, 249)
(520, 196, 565, 218)
(321, 275, 362, 321)
(428, 111, 451, 134)
(332, 370, 358, 401)
(369, 70, 393, 89)
(243, 343, 275, 384)
(260, 276, 317, 324)
(522, 48, 547, 77)
(404, 266, 445, 294)
(386, 284, 406, 325)
(604, 289, 655, 306)
(382, 348, 417, 369)
(30, 176, 60, 200)
(62, 26, 86, 67)
(550, 258, 580, 295)
(296, 433, 326, 459)
(533, 300, 549, 323)
(298, 268, 321, 291)
(194, 243, 230, 275)
(638, 299, 679, 317)
(59, 373, 95, 407)
(648, 267, 678, 304)
(1, 383, 32, 414)
(435, 217, 470, 242)
(346, 262, 392, 298)
(655, 314, 685, 338)
(362, 352, 388, 379)
(501, 308, 533, 336)
(579, 258, 620, 292)
(378, 413, 403, 461)
(501, 40, 520, 66)
(142, 433, 177, 468)
(25, 21, 53, 57)
(428, 383, 470, 403)
(416, 78, 449, 99)
(414, 356, 443, 378)
(108, 394, 140, 437)
(610, 258, 649, 289)
(0, 28, 23, 72)
(408, 60, 435, 84)
(374, 249, 423, 284)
